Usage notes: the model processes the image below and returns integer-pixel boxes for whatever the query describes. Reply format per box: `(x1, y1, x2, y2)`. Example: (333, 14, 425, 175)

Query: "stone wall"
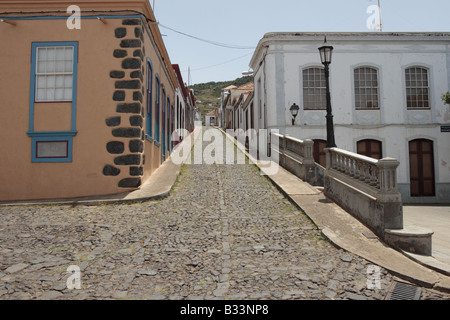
(103, 18, 146, 189)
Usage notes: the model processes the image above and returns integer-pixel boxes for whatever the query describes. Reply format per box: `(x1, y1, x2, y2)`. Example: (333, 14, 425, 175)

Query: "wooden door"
(313, 139, 327, 167)
(357, 139, 382, 160)
(409, 139, 435, 197)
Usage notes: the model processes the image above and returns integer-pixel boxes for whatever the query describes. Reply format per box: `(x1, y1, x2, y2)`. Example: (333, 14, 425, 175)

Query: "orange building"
(0, 0, 180, 201)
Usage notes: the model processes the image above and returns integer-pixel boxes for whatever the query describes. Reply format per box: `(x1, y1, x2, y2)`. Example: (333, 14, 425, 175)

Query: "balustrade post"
(324, 147, 333, 170)
(303, 139, 315, 165)
(377, 157, 400, 194)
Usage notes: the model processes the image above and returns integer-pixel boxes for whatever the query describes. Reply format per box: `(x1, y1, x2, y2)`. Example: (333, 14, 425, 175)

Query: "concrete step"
(385, 226, 434, 256)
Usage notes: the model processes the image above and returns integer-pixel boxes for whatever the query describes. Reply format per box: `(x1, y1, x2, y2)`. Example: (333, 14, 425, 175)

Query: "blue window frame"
(145, 59, 153, 141)
(155, 74, 160, 144)
(27, 41, 78, 163)
(167, 97, 171, 153)
(161, 86, 166, 161)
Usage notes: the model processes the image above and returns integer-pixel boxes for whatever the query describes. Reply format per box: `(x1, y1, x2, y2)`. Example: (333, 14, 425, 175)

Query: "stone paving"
(0, 128, 449, 300)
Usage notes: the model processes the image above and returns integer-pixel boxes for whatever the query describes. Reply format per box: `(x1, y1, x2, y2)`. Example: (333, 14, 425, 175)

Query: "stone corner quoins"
(103, 18, 146, 189)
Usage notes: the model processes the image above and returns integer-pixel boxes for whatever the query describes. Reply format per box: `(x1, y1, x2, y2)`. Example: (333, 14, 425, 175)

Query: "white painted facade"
(249, 32, 450, 203)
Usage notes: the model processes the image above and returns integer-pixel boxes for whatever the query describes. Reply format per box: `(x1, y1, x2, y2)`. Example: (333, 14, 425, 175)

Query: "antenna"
(378, 0, 383, 32)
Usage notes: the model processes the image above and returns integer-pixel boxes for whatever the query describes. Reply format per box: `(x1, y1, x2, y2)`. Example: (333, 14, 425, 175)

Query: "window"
(161, 86, 166, 157)
(354, 67, 379, 109)
(406, 67, 429, 109)
(28, 42, 78, 163)
(155, 75, 160, 144)
(303, 67, 326, 110)
(36, 141, 68, 159)
(167, 97, 171, 153)
(146, 60, 153, 140)
(357, 139, 382, 160)
(30, 133, 74, 163)
(35, 46, 74, 102)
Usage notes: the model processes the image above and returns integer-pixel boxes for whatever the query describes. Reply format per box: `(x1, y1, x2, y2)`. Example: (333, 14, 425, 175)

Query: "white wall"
(250, 33, 450, 203)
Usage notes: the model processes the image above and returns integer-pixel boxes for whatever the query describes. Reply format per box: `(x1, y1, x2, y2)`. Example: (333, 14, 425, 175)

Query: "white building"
(249, 32, 450, 204)
(205, 109, 216, 126)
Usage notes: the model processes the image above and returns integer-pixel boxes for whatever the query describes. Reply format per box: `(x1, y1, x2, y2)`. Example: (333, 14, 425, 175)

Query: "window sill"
(27, 131, 77, 138)
(145, 134, 154, 143)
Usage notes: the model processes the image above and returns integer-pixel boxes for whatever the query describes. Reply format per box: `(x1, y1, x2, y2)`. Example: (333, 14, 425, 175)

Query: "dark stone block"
(116, 103, 141, 114)
(107, 141, 125, 154)
(122, 58, 141, 69)
(115, 80, 141, 89)
(120, 39, 141, 48)
(134, 27, 142, 39)
(133, 91, 142, 102)
(129, 139, 143, 153)
(130, 70, 143, 81)
(114, 27, 127, 38)
(122, 19, 140, 25)
(105, 116, 121, 127)
(113, 49, 127, 58)
(119, 178, 141, 188)
(133, 49, 143, 60)
(130, 166, 144, 176)
(118, 178, 141, 188)
(110, 70, 125, 79)
(129, 115, 143, 128)
(103, 165, 120, 176)
(142, 154, 145, 165)
(112, 128, 141, 138)
(113, 91, 126, 101)
(114, 154, 141, 165)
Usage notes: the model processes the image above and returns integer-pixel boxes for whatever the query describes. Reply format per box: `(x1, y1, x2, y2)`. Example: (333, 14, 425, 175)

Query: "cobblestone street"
(0, 129, 448, 300)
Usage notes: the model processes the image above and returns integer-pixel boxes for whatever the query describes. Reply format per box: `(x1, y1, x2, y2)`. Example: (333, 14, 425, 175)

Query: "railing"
(271, 133, 318, 184)
(326, 148, 400, 197)
(272, 133, 314, 162)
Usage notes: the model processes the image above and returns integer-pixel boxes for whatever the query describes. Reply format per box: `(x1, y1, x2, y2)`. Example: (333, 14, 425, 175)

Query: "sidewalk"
(402, 206, 450, 276)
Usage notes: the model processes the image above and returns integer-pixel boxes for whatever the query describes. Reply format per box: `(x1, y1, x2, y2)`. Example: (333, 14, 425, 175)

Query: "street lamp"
(318, 37, 337, 148)
(289, 103, 300, 125)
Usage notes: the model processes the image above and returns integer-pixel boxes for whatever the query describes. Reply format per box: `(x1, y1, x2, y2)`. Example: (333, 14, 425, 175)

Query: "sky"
(152, 0, 450, 85)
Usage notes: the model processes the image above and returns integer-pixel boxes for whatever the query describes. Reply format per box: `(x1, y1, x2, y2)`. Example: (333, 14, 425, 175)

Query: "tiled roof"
(237, 82, 254, 91)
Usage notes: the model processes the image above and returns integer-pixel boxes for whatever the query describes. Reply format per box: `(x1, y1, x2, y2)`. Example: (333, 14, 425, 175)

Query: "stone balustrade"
(271, 133, 319, 185)
(324, 147, 403, 237)
(326, 148, 401, 200)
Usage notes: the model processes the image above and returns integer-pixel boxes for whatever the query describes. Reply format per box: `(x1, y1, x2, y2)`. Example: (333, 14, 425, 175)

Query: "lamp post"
(318, 37, 337, 148)
(289, 103, 300, 125)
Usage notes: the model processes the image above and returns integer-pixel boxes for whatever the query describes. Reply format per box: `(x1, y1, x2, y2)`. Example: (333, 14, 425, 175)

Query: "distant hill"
(189, 76, 253, 117)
